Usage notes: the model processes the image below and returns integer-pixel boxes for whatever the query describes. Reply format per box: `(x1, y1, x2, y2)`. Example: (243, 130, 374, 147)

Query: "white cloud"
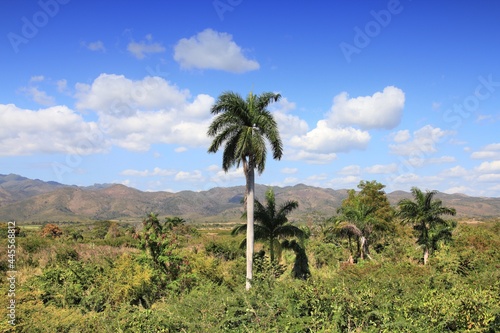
(290, 121, 370, 154)
(471, 143, 500, 159)
(74, 74, 214, 151)
(0, 104, 106, 156)
(175, 147, 188, 153)
(439, 166, 468, 177)
(328, 86, 405, 130)
(209, 166, 244, 184)
(338, 165, 360, 175)
(21, 86, 55, 106)
(271, 97, 309, 140)
(83, 40, 106, 52)
(281, 167, 298, 174)
(30, 75, 44, 83)
(443, 185, 473, 195)
(173, 29, 259, 73)
(174, 170, 204, 182)
(75, 74, 190, 115)
(427, 156, 456, 164)
(328, 175, 361, 188)
(475, 160, 500, 173)
(390, 125, 450, 156)
(121, 167, 176, 177)
(127, 35, 165, 59)
(391, 174, 442, 189)
(56, 79, 68, 93)
(286, 149, 337, 164)
(477, 174, 500, 182)
(307, 174, 328, 181)
(283, 177, 299, 184)
(392, 129, 410, 143)
(364, 163, 398, 174)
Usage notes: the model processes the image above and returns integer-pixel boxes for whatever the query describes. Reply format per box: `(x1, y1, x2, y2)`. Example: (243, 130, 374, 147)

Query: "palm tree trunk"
(348, 235, 354, 264)
(423, 247, 429, 265)
(245, 165, 255, 290)
(269, 236, 275, 263)
(359, 236, 366, 260)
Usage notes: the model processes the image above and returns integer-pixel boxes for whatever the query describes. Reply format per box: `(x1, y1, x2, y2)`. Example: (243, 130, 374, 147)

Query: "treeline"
(0, 182, 499, 332)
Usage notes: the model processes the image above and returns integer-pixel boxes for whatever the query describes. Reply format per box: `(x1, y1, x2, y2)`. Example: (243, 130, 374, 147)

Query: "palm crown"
(207, 91, 283, 174)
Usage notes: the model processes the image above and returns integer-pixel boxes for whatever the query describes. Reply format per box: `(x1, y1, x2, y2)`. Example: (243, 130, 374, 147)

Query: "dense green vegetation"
(1, 183, 499, 332)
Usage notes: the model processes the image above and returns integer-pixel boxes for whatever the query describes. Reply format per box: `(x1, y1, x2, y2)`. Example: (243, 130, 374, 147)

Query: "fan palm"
(208, 91, 283, 290)
(397, 187, 456, 265)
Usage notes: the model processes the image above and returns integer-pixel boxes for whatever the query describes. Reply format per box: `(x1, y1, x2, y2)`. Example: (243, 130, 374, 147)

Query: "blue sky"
(1, 0, 500, 196)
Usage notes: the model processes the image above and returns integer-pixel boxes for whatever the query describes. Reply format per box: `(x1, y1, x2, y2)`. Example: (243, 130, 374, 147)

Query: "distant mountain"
(0, 174, 499, 223)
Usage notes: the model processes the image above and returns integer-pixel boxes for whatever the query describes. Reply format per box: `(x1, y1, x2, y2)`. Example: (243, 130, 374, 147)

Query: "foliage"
(232, 187, 304, 263)
(398, 187, 457, 264)
(5, 204, 500, 332)
(136, 213, 189, 281)
(41, 223, 63, 238)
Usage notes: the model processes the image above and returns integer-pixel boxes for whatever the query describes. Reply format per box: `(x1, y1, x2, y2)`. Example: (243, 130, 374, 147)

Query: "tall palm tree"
(232, 188, 304, 264)
(397, 187, 456, 265)
(208, 91, 283, 290)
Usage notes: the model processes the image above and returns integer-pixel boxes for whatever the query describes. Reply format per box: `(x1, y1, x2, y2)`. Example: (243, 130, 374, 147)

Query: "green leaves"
(207, 91, 282, 174)
(397, 187, 457, 264)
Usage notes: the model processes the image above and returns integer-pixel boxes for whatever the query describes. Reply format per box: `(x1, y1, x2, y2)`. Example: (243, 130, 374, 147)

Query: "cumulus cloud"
(328, 86, 405, 130)
(328, 175, 361, 188)
(271, 97, 309, 140)
(0, 104, 106, 156)
(285, 149, 337, 165)
(290, 120, 370, 154)
(75, 74, 190, 115)
(364, 163, 398, 174)
(173, 29, 259, 73)
(439, 166, 468, 178)
(338, 165, 361, 175)
(390, 125, 451, 156)
(74, 73, 215, 151)
(175, 170, 204, 182)
(209, 166, 244, 184)
(392, 129, 410, 143)
(475, 160, 500, 173)
(127, 34, 165, 59)
(21, 86, 55, 106)
(471, 143, 500, 159)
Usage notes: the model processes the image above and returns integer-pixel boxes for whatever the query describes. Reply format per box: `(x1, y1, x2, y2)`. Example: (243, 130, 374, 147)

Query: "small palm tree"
(232, 188, 304, 264)
(397, 187, 456, 265)
(330, 200, 377, 262)
(208, 91, 283, 290)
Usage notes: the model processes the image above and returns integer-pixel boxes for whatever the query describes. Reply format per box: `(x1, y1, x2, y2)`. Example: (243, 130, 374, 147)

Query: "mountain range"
(0, 174, 499, 224)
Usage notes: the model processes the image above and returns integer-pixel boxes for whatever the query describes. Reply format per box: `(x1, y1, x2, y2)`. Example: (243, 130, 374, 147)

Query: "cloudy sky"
(1, 1, 500, 196)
